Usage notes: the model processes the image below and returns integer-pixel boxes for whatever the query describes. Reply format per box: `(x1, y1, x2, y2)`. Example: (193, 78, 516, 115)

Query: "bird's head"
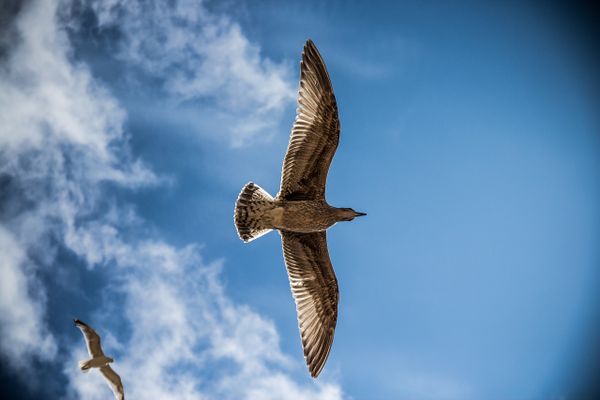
(107, 357, 114, 364)
(337, 208, 367, 221)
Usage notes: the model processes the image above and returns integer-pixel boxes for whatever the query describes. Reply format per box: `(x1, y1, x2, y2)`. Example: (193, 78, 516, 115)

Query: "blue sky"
(1, 1, 600, 399)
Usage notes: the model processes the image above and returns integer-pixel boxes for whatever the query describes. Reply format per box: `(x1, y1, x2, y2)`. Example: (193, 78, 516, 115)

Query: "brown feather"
(280, 231, 339, 377)
(278, 40, 340, 201)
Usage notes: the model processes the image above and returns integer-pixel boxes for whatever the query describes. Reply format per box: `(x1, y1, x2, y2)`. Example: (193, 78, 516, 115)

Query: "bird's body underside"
(272, 199, 340, 232)
(235, 182, 344, 239)
(234, 39, 365, 378)
(79, 355, 113, 372)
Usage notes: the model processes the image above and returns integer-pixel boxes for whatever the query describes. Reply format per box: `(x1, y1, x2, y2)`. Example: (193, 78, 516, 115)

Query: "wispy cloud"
(0, 0, 341, 398)
(0, 0, 155, 368)
(82, 0, 296, 147)
(0, 226, 56, 369)
(64, 237, 342, 399)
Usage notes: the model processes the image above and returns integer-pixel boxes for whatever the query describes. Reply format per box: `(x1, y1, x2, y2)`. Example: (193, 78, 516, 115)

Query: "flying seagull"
(74, 319, 125, 400)
(234, 39, 366, 378)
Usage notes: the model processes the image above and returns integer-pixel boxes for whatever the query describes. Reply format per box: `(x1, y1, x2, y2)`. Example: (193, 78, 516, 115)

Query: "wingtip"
(309, 364, 323, 379)
(304, 39, 317, 51)
(306, 350, 325, 379)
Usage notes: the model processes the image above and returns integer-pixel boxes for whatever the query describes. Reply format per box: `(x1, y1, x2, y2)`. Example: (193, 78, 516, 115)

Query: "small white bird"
(74, 319, 125, 400)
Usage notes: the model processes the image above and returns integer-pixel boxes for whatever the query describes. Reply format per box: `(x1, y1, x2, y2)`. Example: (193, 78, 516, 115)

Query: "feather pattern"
(278, 39, 340, 201)
(280, 230, 339, 377)
(234, 182, 275, 242)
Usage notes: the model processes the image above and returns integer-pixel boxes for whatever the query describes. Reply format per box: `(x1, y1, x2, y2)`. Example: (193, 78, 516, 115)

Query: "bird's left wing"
(277, 39, 340, 201)
(280, 231, 339, 377)
(100, 365, 125, 400)
(74, 319, 105, 358)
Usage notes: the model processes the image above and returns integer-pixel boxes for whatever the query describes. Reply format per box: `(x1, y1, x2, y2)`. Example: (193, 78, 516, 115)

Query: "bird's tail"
(79, 360, 91, 373)
(234, 182, 274, 242)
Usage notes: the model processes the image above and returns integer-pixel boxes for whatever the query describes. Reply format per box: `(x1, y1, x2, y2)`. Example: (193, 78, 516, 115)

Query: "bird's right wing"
(100, 365, 125, 400)
(280, 231, 339, 377)
(277, 39, 340, 201)
(74, 319, 105, 358)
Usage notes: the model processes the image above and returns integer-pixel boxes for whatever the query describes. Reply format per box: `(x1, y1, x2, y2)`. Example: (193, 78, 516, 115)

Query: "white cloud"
(0, 1, 155, 185)
(65, 237, 342, 400)
(0, 0, 152, 368)
(0, 1, 342, 398)
(85, 0, 296, 147)
(0, 226, 56, 368)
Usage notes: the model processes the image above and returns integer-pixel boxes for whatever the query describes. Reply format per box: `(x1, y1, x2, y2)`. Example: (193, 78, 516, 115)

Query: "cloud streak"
(65, 237, 341, 399)
(0, 0, 155, 368)
(0, 226, 56, 369)
(84, 0, 296, 147)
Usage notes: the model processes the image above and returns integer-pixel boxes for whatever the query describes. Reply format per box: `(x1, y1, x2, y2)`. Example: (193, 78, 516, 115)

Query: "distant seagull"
(234, 39, 365, 377)
(74, 319, 125, 400)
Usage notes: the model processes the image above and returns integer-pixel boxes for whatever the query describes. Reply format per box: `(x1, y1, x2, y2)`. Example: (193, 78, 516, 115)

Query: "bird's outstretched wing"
(280, 231, 339, 377)
(100, 365, 125, 400)
(278, 39, 340, 201)
(74, 319, 105, 358)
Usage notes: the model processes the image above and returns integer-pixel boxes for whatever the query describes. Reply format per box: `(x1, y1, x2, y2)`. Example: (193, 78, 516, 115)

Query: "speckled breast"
(271, 201, 337, 233)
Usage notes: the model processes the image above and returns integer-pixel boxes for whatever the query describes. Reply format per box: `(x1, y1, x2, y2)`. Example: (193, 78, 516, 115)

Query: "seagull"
(74, 319, 125, 400)
(234, 39, 365, 378)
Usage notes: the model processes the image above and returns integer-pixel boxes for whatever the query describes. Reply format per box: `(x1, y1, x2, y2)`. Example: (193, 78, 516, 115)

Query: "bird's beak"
(354, 211, 367, 217)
